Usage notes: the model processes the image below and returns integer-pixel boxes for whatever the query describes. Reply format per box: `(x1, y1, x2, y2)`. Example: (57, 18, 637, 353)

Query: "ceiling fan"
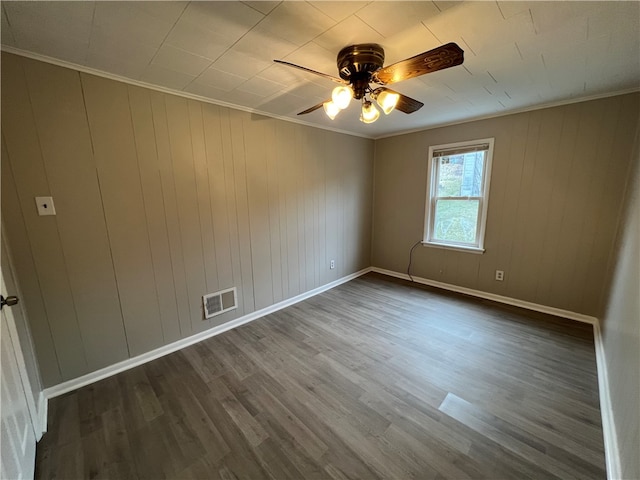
(274, 42, 464, 124)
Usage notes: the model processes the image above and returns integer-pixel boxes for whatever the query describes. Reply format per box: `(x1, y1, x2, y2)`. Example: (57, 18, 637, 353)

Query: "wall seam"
(126, 86, 166, 344)
(78, 72, 131, 359)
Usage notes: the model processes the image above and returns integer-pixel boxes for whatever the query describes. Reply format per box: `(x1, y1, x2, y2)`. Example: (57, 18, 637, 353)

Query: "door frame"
(1, 229, 45, 439)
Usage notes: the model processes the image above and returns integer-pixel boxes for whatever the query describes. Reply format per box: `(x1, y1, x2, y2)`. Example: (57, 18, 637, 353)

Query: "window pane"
(433, 199, 479, 244)
(437, 152, 485, 197)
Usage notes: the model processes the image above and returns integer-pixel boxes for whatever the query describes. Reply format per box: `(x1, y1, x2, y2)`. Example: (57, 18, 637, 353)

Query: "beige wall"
(600, 131, 639, 480)
(372, 93, 640, 317)
(1, 53, 374, 387)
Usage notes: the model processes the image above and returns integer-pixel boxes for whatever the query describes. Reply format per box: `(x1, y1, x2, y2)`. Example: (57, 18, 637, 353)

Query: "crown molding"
(0, 46, 375, 140)
(3, 45, 637, 143)
(373, 87, 640, 140)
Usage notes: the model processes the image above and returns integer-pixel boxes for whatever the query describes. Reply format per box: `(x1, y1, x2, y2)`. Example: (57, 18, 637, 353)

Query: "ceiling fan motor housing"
(337, 44, 385, 99)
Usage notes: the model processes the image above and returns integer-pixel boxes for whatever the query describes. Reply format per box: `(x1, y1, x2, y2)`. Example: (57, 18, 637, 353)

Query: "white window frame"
(423, 137, 494, 253)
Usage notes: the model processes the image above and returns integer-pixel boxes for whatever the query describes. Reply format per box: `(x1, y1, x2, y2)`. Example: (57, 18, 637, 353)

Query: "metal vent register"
(203, 287, 237, 319)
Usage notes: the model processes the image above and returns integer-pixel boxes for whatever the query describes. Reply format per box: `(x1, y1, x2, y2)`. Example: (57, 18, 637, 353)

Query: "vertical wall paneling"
(228, 111, 256, 315)
(80, 73, 164, 356)
(188, 100, 219, 298)
(337, 134, 347, 279)
(310, 130, 324, 288)
(1, 56, 88, 382)
(572, 98, 621, 313)
(164, 95, 209, 333)
(278, 122, 300, 297)
(601, 135, 640, 480)
(475, 119, 512, 293)
(201, 105, 234, 306)
(505, 110, 543, 302)
(510, 108, 565, 301)
(275, 122, 290, 298)
(1, 52, 374, 385)
(347, 135, 371, 275)
(564, 100, 614, 313)
(22, 60, 129, 372)
(342, 134, 354, 274)
(545, 101, 602, 312)
(294, 128, 307, 293)
(264, 120, 283, 304)
(218, 109, 245, 317)
(243, 116, 274, 311)
(1, 141, 62, 386)
(534, 103, 581, 305)
(372, 93, 640, 316)
(302, 128, 317, 291)
(186, 100, 220, 331)
(357, 138, 374, 272)
(128, 86, 181, 344)
(491, 114, 529, 294)
(587, 100, 640, 316)
(149, 92, 192, 337)
(372, 134, 429, 276)
(316, 131, 328, 287)
(324, 134, 339, 283)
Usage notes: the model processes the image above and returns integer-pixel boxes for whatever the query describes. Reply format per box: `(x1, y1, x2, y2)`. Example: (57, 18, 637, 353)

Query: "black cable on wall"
(407, 240, 422, 282)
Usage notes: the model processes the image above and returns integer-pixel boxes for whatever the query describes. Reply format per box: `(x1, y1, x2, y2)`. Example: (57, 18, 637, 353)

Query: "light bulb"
(360, 101, 380, 124)
(331, 86, 353, 110)
(375, 90, 400, 115)
(323, 101, 340, 120)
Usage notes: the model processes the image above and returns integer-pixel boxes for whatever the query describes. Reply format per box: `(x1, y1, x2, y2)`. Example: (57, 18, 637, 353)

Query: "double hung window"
(424, 138, 494, 252)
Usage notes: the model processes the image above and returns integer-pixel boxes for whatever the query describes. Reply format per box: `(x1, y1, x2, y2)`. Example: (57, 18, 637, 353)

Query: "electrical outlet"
(495, 270, 504, 281)
(330, 260, 335, 270)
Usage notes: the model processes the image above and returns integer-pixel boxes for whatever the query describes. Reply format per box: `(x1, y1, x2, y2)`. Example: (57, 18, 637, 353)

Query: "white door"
(1, 273, 37, 479)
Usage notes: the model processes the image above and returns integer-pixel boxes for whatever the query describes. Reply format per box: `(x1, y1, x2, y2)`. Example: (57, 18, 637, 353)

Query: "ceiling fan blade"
(393, 91, 424, 114)
(274, 59, 347, 85)
(373, 42, 464, 85)
(297, 100, 328, 115)
(373, 88, 424, 114)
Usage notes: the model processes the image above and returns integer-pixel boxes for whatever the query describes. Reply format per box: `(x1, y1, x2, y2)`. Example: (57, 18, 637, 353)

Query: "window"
(424, 138, 494, 252)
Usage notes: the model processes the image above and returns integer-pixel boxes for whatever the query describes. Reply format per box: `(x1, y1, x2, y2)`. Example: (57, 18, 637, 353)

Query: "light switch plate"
(35, 196, 56, 216)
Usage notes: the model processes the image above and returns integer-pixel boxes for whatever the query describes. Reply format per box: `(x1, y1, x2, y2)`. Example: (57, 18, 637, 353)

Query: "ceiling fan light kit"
(360, 101, 380, 124)
(374, 89, 400, 115)
(331, 85, 353, 110)
(274, 42, 464, 125)
(323, 100, 341, 120)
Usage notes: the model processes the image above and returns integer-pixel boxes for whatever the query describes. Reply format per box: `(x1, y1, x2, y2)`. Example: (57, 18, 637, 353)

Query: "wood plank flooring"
(35, 273, 606, 479)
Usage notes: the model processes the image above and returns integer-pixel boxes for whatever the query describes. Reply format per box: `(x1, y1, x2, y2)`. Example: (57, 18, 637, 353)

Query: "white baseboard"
(371, 266, 620, 479)
(592, 322, 621, 480)
(42, 267, 372, 404)
(370, 267, 598, 324)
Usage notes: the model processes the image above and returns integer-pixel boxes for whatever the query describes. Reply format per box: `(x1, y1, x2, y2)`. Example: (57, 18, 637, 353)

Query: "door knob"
(0, 295, 19, 310)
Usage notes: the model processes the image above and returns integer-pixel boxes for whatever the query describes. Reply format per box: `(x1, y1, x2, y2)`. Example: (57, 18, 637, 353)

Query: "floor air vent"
(203, 287, 237, 319)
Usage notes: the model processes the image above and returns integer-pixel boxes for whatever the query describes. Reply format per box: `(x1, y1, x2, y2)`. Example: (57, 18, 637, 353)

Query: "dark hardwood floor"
(35, 273, 606, 479)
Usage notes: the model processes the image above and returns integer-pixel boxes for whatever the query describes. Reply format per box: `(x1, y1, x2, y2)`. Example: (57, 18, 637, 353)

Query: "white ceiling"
(2, 1, 639, 138)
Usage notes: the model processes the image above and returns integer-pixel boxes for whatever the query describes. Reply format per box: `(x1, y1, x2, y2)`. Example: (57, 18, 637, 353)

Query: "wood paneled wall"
(372, 93, 640, 317)
(601, 134, 639, 480)
(1, 53, 373, 387)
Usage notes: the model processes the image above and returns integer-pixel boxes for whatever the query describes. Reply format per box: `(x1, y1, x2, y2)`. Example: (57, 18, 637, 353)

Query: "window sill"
(422, 241, 485, 254)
